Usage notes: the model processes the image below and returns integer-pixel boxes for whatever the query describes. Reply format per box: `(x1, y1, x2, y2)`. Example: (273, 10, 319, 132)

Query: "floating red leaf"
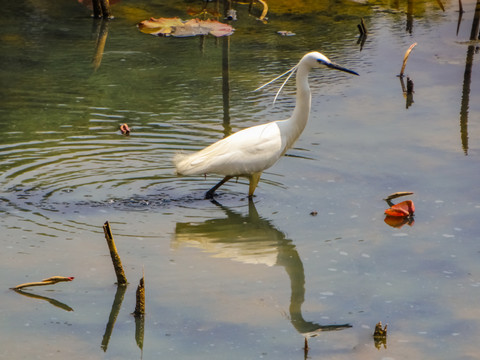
(120, 123, 130, 135)
(384, 200, 415, 217)
(384, 215, 415, 228)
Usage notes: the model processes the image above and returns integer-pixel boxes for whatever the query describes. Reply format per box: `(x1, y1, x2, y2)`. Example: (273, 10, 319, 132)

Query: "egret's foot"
(205, 190, 215, 199)
(205, 176, 232, 200)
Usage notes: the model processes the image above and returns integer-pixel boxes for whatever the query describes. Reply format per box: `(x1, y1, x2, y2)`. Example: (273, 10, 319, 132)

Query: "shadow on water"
(101, 284, 127, 352)
(459, 0, 480, 155)
(91, 18, 110, 71)
(174, 199, 352, 345)
(399, 76, 415, 109)
(13, 289, 74, 312)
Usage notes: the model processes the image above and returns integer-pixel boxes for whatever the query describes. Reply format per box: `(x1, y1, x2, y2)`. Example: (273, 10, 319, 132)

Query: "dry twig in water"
(399, 43, 417, 77)
(133, 275, 145, 317)
(11, 276, 74, 290)
(103, 221, 128, 285)
(384, 191, 414, 207)
(357, 17, 368, 36)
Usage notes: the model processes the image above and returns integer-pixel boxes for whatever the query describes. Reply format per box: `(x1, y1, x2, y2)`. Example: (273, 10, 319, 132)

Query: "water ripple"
(0, 103, 272, 236)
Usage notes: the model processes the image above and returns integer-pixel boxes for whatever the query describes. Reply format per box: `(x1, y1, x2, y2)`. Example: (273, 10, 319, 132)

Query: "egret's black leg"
(205, 176, 233, 199)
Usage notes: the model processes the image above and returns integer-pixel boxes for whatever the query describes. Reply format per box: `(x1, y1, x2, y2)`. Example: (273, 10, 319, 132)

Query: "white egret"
(174, 51, 359, 199)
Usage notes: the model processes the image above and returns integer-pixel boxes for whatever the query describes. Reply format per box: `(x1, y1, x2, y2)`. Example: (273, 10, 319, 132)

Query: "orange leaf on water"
(384, 207, 409, 217)
(384, 200, 415, 217)
(120, 123, 130, 135)
(384, 215, 415, 228)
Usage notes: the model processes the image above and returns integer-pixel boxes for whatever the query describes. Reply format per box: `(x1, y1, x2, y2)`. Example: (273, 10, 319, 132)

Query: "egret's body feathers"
(175, 121, 285, 176)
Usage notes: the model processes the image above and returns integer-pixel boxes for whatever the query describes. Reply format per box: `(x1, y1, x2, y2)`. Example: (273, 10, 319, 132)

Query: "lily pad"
(137, 17, 234, 37)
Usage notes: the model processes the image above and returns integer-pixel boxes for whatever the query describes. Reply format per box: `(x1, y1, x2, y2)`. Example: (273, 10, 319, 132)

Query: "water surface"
(1, 0, 480, 359)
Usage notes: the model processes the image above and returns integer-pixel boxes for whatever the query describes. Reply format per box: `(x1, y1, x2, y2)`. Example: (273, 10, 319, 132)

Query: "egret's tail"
(173, 152, 189, 175)
(174, 151, 209, 176)
(174, 135, 239, 176)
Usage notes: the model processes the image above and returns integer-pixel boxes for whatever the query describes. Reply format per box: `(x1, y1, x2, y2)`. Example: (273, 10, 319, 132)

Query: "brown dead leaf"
(137, 17, 234, 37)
(137, 17, 183, 35)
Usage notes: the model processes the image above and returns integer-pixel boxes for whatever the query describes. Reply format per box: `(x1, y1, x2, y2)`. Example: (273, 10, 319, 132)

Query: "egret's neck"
(286, 65, 312, 148)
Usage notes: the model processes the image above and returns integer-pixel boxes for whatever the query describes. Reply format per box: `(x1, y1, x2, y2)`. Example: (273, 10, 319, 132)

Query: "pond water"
(1, 0, 480, 359)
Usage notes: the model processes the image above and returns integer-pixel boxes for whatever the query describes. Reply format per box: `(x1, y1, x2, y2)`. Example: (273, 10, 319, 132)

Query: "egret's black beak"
(324, 61, 359, 76)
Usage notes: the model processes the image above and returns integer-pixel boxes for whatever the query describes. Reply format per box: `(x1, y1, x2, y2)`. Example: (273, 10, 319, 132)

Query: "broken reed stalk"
(373, 321, 388, 349)
(92, 0, 112, 19)
(11, 276, 74, 290)
(435, 0, 445, 12)
(384, 191, 414, 202)
(399, 42, 417, 77)
(361, 18, 368, 34)
(373, 321, 388, 337)
(357, 17, 368, 36)
(134, 275, 146, 351)
(133, 275, 145, 317)
(258, 0, 268, 22)
(384, 191, 414, 207)
(92, 0, 102, 18)
(100, 0, 112, 18)
(103, 221, 127, 285)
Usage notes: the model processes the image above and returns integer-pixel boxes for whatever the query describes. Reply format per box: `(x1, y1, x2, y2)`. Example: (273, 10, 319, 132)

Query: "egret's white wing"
(175, 121, 287, 176)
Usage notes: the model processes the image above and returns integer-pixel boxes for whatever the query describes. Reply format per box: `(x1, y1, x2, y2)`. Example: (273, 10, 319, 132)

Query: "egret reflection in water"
(173, 200, 351, 338)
